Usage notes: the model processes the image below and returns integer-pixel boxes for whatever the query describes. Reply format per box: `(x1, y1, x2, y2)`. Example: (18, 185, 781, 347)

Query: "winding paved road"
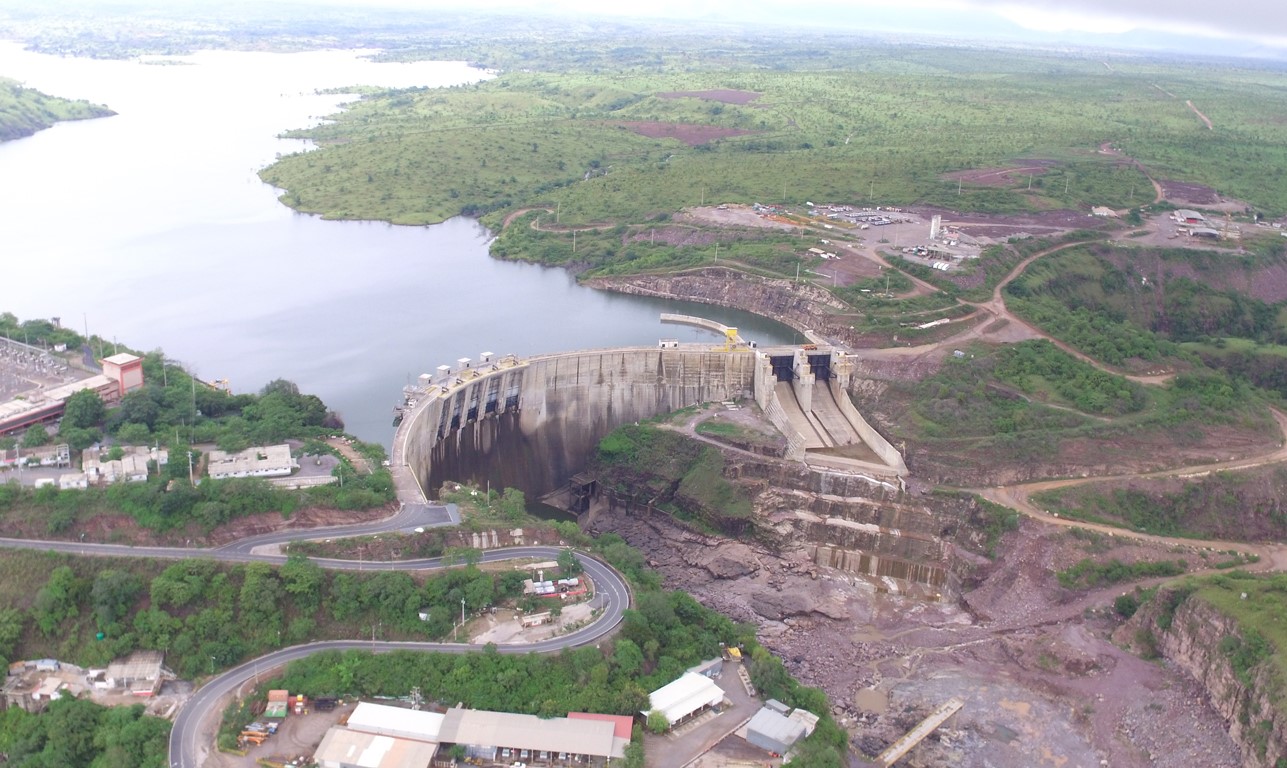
(0, 512, 631, 768)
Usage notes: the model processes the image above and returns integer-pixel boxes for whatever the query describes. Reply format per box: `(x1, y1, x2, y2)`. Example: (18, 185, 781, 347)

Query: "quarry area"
(585, 403, 1251, 767)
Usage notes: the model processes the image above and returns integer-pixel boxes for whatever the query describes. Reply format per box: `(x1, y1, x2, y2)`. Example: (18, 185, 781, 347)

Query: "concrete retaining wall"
(826, 379, 908, 475)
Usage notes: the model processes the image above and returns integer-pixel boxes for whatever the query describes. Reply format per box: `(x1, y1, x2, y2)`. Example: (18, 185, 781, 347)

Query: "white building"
(644, 671, 726, 729)
(58, 473, 88, 490)
(207, 444, 296, 480)
(81, 446, 162, 485)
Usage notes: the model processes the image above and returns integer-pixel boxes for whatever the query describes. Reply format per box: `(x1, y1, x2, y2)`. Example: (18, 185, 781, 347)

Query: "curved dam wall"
(400, 348, 759, 496)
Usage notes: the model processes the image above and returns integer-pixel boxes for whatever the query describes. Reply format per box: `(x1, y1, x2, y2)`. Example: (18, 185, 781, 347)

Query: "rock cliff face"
(586, 268, 865, 344)
(1118, 589, 1286, 767)
(591, 444, 990, 597)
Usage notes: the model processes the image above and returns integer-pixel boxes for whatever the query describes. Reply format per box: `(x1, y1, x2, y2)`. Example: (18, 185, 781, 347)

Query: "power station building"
(0, 352, 144, 436)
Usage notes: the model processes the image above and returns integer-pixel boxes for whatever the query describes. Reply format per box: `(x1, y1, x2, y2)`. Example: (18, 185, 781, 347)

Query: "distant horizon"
(1, 0, 1285, 61)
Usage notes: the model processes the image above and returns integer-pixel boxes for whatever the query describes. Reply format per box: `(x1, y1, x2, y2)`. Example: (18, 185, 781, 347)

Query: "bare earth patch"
(942, 162, 1057, 188)
(913, 206, 1106, 239)
(655, 89, 761, 105)
(609, 121, 755, 146)
(680, 204, 797, 230)
(1157, 178, 1222, 205)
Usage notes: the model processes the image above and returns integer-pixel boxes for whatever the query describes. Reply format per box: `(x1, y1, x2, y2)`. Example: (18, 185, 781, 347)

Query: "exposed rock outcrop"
(1117, 588, 1286, 767)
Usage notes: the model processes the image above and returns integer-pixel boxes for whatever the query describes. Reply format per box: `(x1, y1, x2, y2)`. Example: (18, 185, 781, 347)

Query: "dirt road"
(972, 408, 1287, 570)
(1186, 100, 1214, 130)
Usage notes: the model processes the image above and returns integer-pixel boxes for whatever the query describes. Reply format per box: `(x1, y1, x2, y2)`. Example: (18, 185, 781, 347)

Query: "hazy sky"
(264, 0, 1286, 53)
(15, 0, 1287, 55)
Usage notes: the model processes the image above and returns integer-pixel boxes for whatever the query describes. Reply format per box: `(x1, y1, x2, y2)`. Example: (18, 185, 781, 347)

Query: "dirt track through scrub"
(973, 408, 1287, 571)
(1186, 100, 1214, 130)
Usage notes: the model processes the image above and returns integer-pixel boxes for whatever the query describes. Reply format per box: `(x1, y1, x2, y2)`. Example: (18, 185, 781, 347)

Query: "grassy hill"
(0, 78, 114, 141)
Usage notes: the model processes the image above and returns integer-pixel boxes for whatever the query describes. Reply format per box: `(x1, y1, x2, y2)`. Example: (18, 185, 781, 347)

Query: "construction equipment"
(240, 722, 273, 746)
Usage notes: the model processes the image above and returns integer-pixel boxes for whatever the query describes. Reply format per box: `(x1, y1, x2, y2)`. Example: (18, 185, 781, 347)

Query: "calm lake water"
(0, 42, 798, 445)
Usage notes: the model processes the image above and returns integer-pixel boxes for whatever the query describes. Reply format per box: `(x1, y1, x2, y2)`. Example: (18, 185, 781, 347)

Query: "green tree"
(61, 389, 105, 430)
(498, 487, 526, 521)
(0, 607, 25, 664)
(281, 554, 325, 612)
(33, 565, 81, 636)
(21, 424, 50, 448)
(646, 709, 670, 734)
(612, 638, 644, 676)
(91, 570, 143, 632)
(557, 548, 583, 576)
(60, 426, 100, 452)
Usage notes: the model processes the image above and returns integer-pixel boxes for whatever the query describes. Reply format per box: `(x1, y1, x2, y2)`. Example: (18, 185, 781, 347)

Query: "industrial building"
(314, 729, 439, 768)
(644, 672, 726, 729)
(207, 444, 296, 480)
(439, 707, 624, 764)
(746, 707, 807, 755)
(314, 701, 629, 768)
(102, 650, 165, 697)
(743, 701, 819, 758)
(315, 702, 444, 768)
(99, 353, 145, 399)
(0, 352, 143, 436)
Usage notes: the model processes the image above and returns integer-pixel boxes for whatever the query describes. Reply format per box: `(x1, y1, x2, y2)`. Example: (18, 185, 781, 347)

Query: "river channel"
(0, 43, 798, 445)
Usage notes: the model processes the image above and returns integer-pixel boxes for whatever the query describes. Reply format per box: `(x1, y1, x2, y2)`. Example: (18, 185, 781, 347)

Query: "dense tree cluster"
(3, 554, 527, 681)
(0, 698, 168, 768)
(993, 340, 1146, 416)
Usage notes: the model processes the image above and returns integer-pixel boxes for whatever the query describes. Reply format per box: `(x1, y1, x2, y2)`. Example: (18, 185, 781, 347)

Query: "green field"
(261, 44, 1287, 249)
(0, 78, 113, 141)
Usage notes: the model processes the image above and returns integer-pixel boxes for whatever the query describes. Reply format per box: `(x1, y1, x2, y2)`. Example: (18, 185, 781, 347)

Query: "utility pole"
(457, 597, 466, 641)
(187, 451, 194, 486)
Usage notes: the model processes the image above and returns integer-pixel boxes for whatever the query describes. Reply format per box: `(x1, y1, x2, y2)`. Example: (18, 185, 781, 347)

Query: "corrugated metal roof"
(645, 672, 725, 725)
(747, 707, 807, 750)
(439, 708, 616, 757)
(314, 728, 437, 768)
(347, 702, 444, 743)
(106, 651, 163, 681)
(566, 712, 633, 740)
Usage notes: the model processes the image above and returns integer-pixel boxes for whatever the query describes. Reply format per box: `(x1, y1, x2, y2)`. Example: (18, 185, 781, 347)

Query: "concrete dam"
(391, 327, 906, 503)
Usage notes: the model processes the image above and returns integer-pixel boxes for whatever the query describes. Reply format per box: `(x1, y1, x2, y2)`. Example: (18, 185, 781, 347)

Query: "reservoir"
(0, 43, 798, 445)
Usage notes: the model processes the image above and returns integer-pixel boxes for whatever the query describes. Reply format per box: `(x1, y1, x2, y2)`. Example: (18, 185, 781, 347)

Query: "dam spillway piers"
(391, 322, 906, 503)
